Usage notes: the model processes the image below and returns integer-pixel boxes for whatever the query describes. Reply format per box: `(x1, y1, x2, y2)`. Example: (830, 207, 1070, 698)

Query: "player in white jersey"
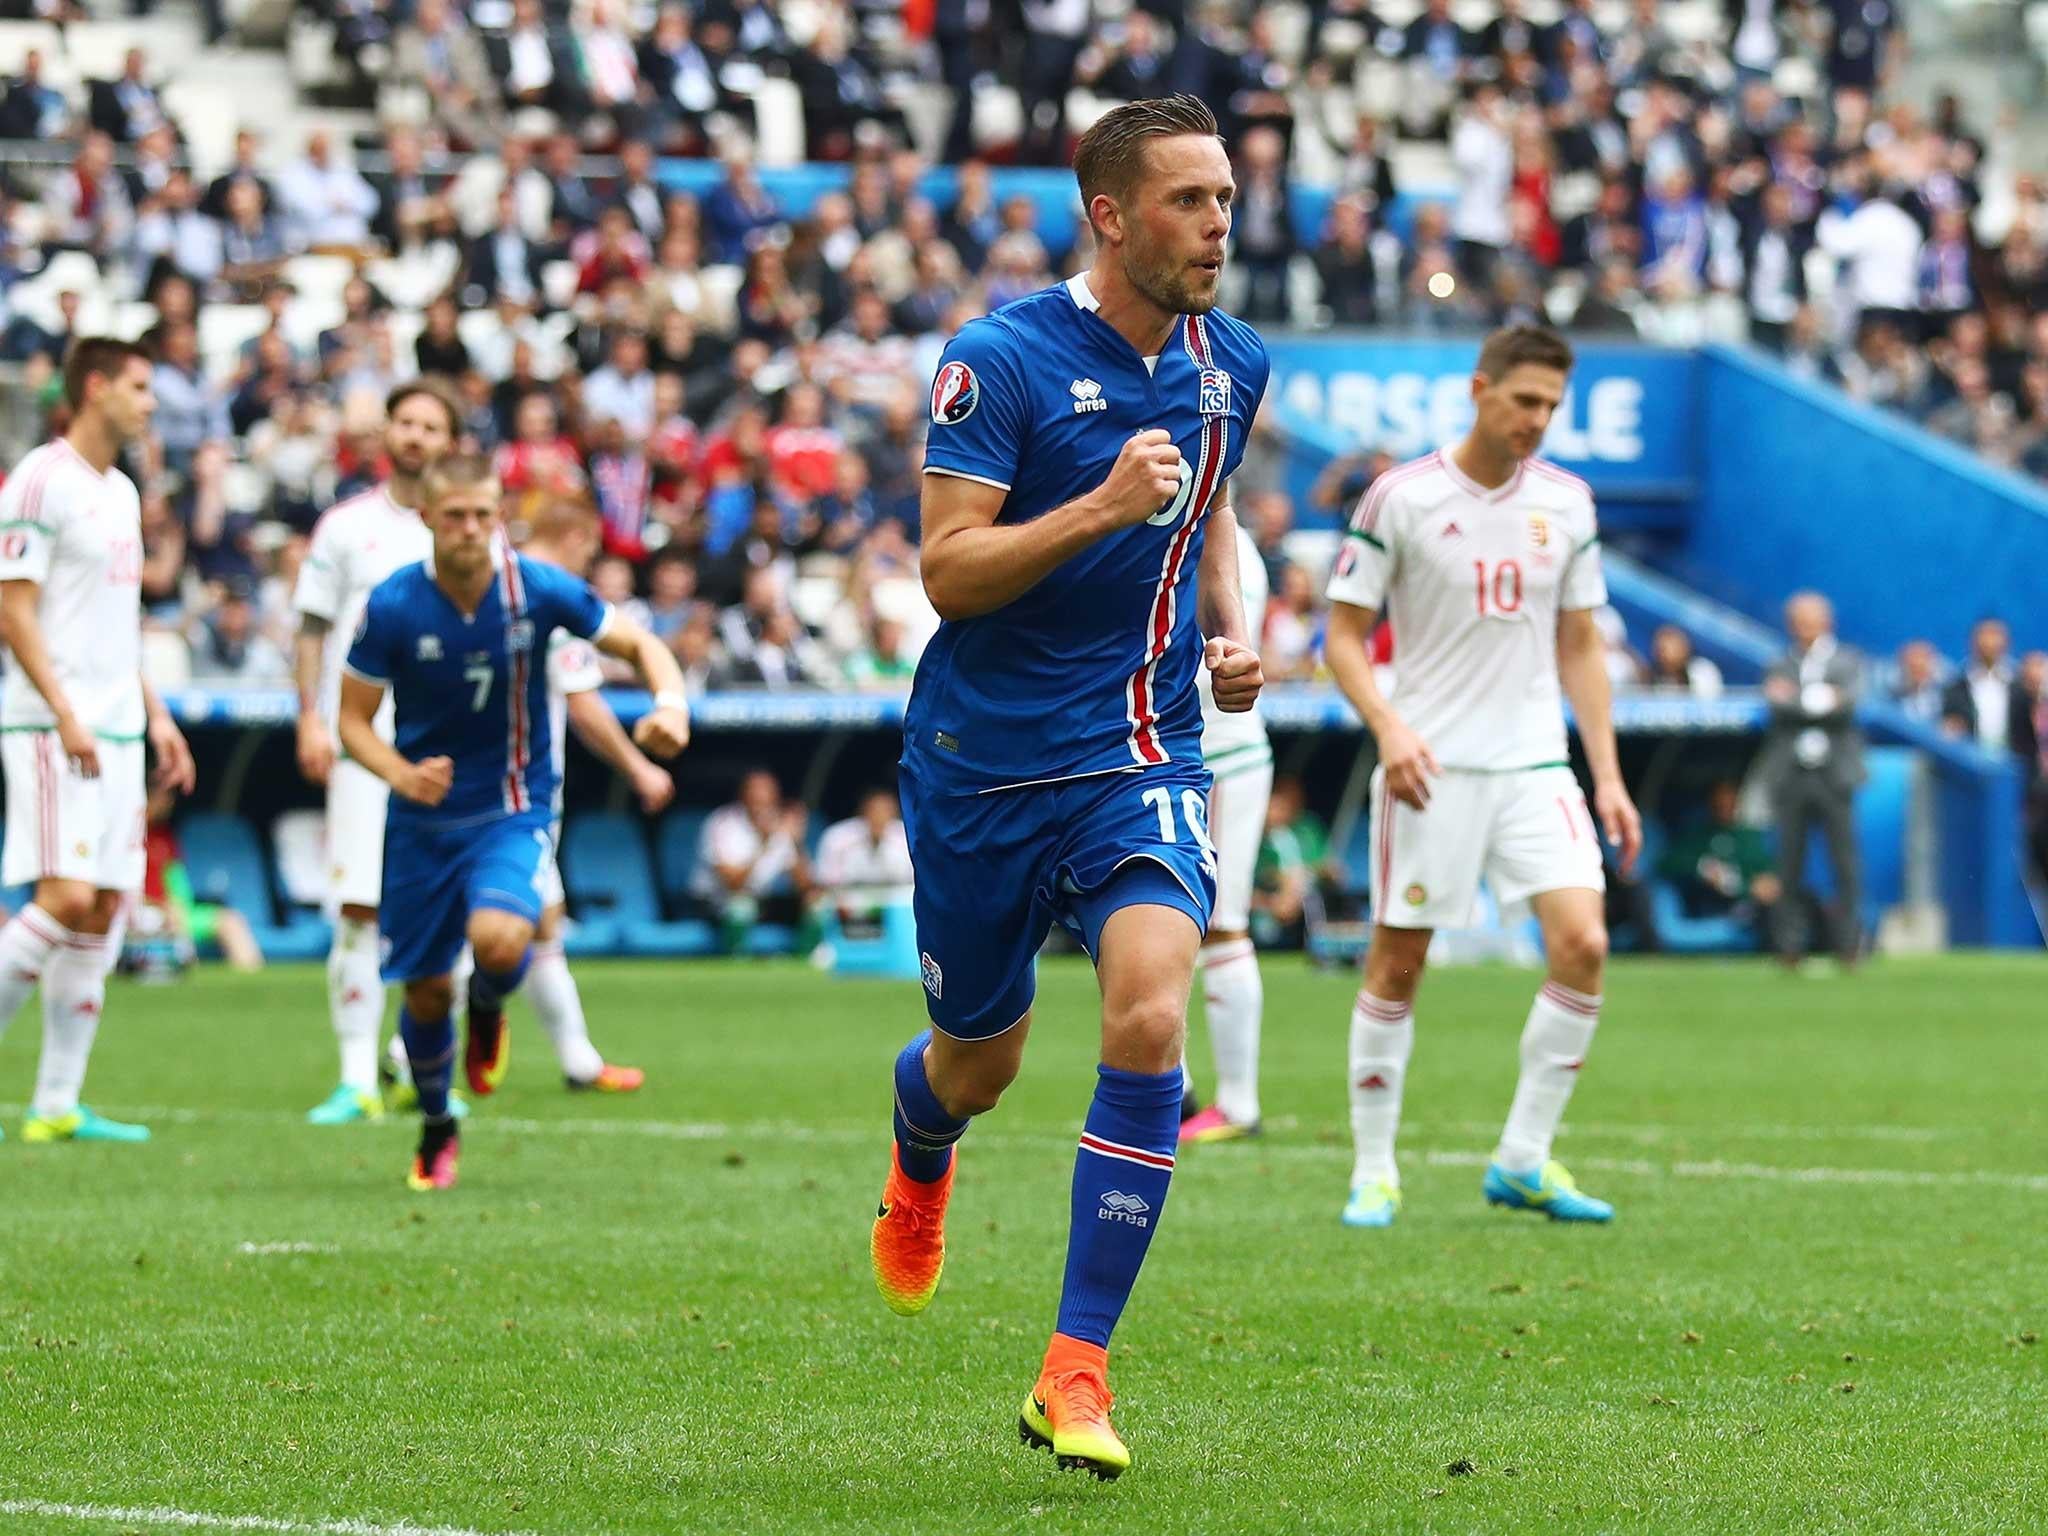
(467, 497, 676, 1089)
(292, 379, 460, 1125)
(1323, 326, 1643, 1228)
(1180, 518, 1271, 1145)
(0, 339, 196, 1143)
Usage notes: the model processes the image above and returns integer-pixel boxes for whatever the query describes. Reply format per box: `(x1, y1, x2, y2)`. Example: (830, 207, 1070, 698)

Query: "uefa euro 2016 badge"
(1198, 368, 1231, 419)
(931, 360, 979, 425)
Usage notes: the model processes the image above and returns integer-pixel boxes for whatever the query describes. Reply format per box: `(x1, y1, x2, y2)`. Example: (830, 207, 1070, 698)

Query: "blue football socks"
(399, 1005, 456, 1123)
(891, 1030, 970, 1182)
(1055, 1064, 1183, 1347)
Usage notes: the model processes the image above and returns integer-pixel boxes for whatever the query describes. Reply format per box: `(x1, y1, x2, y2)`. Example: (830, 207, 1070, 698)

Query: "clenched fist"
(1094, 429, 1185, 528)
(1203, 636, 1264, 713)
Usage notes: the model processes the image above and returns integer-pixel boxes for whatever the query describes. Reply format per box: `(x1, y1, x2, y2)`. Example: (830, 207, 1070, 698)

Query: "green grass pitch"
(1, 955, 2044, 1535)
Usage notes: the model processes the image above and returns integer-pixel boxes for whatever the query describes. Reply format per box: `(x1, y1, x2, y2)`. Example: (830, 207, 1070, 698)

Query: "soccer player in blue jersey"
(868, 95, 1270, 1479)
(337, 454, 690, 1191)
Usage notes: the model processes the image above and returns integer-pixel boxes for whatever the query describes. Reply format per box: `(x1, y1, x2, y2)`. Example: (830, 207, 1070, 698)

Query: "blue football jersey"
(345, 551, 611, 827)
(909, 275, 1270, 789)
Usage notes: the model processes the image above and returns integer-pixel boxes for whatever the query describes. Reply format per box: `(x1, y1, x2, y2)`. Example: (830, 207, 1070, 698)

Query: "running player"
(0, 338, 197, 1142)
(1323, 325, 1643, 1229)
(432, 496, 672, 1093)
(1179, 514, 1270, 1145)
(293, 379, 460, 1126)
(867, 95, 1269, 1479)
(337, 455, 689, 1190)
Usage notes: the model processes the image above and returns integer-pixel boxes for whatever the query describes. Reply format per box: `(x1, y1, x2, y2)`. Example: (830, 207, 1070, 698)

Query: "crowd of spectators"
(0, 0, 2042, 713)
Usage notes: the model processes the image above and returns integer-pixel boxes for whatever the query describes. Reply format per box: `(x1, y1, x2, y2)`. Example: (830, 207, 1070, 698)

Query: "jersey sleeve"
(1559, 498, 1607, 611)
(1325, 473, 1402, 612)
(527, 559, 614, 644)
(0, 458, 61, 585)
(343, 582, 401, 685)
(548, 631, 605, 696)
(922, 320, 1031, 492)
(293, 511, 348, 621)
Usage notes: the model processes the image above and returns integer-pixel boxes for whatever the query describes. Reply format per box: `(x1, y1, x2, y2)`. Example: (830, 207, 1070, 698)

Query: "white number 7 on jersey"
(1140, 786, 1218, 876)
(465, 662, 492, 712)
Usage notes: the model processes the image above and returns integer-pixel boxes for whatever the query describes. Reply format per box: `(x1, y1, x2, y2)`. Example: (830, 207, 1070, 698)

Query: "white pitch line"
(6, 1106, 2041, 1194)
(235, 1242, 339, 1256)
(0, 1497, 536, 1536)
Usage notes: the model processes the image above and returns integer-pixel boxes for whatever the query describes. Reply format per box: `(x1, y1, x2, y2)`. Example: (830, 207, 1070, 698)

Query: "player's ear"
(1090, 195, 1123, 247)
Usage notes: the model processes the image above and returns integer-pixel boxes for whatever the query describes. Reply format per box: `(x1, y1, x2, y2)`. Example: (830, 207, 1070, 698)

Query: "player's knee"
(340, 902, 379, 927)
(1104, 991, 1185, 1073)
(1550, 922, 1609, 982)
(469, 917, 531, 975)
(405, 976, 454, 1020)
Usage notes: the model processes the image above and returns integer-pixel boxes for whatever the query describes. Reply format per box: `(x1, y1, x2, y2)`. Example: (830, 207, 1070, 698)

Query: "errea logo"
(1070, 378, 1107, 414)
(1099, 1190, 1151, 1226)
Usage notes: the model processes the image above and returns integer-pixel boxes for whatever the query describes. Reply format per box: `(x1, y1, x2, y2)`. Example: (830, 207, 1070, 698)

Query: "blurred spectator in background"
(1645, 624, 1723, 698)
(845, 614, 916, 690)
(394, 0, 503, 147)
(1233, 126, 1296, 323)
(813, 785, 912, 937)
(186, 576, 289, 684)
(1, 49, 70, 142)
(90, 48, 170, 143)
(1761, 592, 1865, 967)
(695, 770, 816, 949)
(152, 322, 229, 476)
(1250, 774, 1340, 949)
(1888, 638, 1947, 725)
(1262, 564, 1322, 682)
(1942, 618, 2015, 750)
(278, 131, 379, 253)
(1657, 778, 1783, 945)
(43, 131, 133, 262)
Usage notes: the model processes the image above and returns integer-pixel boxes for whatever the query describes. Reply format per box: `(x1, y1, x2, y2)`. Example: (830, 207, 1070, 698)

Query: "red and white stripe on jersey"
(1348, 450, 1441, 535)
(1078, 1130, 1176, 1171)
(1373, 768, 1396, 919)
(499, 554, 533, 815)
(1123, 314, 1228, 766)
(11, 442, 66, 539)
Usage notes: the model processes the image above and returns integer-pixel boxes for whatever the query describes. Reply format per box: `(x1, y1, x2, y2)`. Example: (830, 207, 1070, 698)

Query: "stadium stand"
(0, 0, 2043, 959)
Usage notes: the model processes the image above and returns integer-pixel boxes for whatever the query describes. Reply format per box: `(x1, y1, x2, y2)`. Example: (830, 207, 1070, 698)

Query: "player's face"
(96, 357, 158, 443)
(1472, 363, 1568, 462)
(1113, 134, 1234, 317)
(428, 483, 502, 577)
(387, 394, 457, 478)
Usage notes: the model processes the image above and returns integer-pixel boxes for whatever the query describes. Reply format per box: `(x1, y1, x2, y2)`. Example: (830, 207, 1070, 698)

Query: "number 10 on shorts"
(1141, 786, 1217, 876)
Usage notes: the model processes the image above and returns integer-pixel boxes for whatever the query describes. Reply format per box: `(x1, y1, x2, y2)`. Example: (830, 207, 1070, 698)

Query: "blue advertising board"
(1263, 337, 1700, 506)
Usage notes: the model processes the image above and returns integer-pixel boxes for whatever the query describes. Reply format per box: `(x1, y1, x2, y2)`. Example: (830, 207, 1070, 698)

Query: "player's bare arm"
(1196, 489, 1263, 713)
(141, 677, 196, 795)
(1326, 599, 1440, 809)
(294, 611, 335, 785)
(0, 577, 98, 778)
(594, 616, 691, 758)
(919, 430, 1185, 621)
(337, 672, 452, 806)
(566, 688, 675, 814)
(1556, 607, 1642, 871)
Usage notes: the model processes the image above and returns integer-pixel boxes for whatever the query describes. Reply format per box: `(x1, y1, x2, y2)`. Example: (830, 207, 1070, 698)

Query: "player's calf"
(463, 909, 532, 1097)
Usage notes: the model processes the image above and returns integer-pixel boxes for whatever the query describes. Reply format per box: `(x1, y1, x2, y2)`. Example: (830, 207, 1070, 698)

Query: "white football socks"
(1198, 937, 1263, 1126)
(527, 940, 603, 1082)
(1348, 991, 1414, 1189)
(0, 904, 67, 1040)
(328, 917, 385, 1094)
(33, 928, 110, 1118)
(1494, 981, 1602, 1172)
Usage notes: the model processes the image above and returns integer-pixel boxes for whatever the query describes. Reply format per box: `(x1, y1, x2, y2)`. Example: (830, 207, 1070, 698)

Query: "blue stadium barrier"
(651, 160, 1415, 266)
(177, 813, 330, 962)
(561, 812, 713, 959)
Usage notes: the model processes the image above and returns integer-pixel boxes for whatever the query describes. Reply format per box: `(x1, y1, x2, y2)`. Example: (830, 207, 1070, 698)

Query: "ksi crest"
(1198, 368, 1231, 419)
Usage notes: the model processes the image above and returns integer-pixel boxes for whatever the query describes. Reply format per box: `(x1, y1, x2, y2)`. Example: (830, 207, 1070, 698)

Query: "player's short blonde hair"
(1073, 94, 1220, 226)
(420, 452, 498, 509)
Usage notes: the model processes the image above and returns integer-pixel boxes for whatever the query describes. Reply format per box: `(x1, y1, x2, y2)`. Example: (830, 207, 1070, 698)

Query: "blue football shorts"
(900, 759, 1217, 1040)
(378, 809, 554, 983)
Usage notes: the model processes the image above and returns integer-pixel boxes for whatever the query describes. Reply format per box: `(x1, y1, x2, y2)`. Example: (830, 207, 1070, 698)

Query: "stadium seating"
(563, 810, 714, 958)
(176, 812, 331, 962)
